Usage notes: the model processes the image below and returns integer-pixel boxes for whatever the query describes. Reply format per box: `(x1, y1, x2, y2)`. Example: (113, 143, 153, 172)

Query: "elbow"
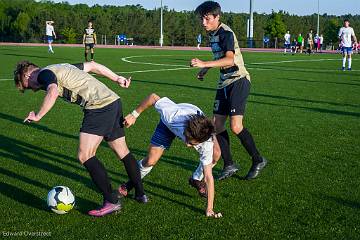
(150, 93, 160, 103)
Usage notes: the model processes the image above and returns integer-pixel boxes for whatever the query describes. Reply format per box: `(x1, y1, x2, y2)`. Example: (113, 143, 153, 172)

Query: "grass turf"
(0, 45, 359, 239)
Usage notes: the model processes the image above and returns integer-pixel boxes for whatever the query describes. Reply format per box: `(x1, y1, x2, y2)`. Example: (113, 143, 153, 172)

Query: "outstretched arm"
(203, 164, 222, 218)
(24, 83, 58, 123)
(82, 61, 131, 88)
(124, 93, 160, 128)
(191, 50, 234, 68)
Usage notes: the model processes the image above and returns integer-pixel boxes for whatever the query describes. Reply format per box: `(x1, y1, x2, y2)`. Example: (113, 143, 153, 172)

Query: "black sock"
(83, 156, 117, 203)
(122, 153, 144, 197)
(85, 52, 88, 61)
(216, 130, 234, 168)
(91, 53, 94, 60)
(237, 128, 262, 163)
(125, 180, 134, 192)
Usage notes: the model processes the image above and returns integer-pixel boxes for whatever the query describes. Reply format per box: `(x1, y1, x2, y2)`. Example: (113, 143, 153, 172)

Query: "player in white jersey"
(284, 31, 291, 54)
(338, 19, 358, 71)
(45, 21, 56, 53)
(119, 93, 223, 218)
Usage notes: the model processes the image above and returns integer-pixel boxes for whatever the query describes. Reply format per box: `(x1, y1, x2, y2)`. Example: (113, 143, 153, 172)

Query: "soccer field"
(0, 45, 359, 239)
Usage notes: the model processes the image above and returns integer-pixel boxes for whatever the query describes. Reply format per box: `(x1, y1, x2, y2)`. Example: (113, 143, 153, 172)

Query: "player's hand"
(117, 76, 131, 88)
(197, 68, 209, 81)
(24, 111, 40, 123)
(191, 58, 206, 68)
(124, 114, 136, 128)
(206, 210, 223, 218)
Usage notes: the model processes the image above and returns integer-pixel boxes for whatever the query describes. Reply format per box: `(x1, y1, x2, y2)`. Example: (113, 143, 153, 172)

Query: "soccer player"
(13, 61, 146, 217)
(45, 21, 56, 53)
(307, 29, 314, 53)
(197, 33, 202, 49)
(119, 93, 222, 218)
(319, 34, 324, 52)
(291, 38, 297, 55)
(296, 33, 304, 53)
(284, 31, 291, 54)
(191, 1, 267, 181)
(83, 21, 97, 62)
(338, 19, 358, 71)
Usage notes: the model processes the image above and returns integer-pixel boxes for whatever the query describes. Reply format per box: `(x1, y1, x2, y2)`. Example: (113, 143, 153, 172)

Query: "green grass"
(0, 45, 359, 239)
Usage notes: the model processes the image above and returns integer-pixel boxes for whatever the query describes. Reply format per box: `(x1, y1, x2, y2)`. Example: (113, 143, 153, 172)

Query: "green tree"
(264, 11, 287, 48)
(12, 11, 30, 40)
(61, 27, 77, 44)
(324, 18, 341, 48)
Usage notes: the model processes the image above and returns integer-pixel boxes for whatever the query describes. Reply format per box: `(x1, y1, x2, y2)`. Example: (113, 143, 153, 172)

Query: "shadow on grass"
(2, 53, 73, 61)
(281, 77, 360, 88)
(319, 195, 360, 209)
(0, 166, 97, 213)
(131, 79, 360, 110)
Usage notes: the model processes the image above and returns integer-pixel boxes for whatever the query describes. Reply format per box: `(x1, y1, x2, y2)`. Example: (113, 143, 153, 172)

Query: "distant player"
(307, 29, 314, 53)
(45, 21, 56, 53)
(197, 33, 202, 49)
(191, 1, 267, 181)
(291, 38, 297, 55)
(83, 21, 97, 61)
(13, 61, 146, 217)
(296, 33, 304, 53)
(119, 93, 223, 218)
(284, 31, 291, 54)
(338, 19, 358, 71)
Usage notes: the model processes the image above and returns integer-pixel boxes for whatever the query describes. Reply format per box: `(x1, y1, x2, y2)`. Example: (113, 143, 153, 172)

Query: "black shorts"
(213, 78, 250, 116)
(85, 43, 94, 49)
(80, 99, 125, 141)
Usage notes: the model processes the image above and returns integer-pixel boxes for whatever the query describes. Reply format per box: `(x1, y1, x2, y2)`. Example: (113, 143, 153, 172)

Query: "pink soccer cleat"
(88, 201, 121, 217)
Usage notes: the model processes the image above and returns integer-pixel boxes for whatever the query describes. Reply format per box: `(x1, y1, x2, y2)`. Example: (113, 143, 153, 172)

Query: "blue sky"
(48, 0, 360, 16)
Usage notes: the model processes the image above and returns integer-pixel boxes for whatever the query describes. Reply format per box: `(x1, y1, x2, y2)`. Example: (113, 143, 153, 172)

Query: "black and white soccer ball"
(47, 186, 75, 214)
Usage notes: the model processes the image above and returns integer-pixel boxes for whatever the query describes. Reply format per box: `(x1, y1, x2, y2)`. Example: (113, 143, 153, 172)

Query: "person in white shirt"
(119, 93, 222, 218)
(338, 19, 358, 71)
(319, 34, 324, 52)
(45, 21, 56, 53)
(284, 31, 291, 54)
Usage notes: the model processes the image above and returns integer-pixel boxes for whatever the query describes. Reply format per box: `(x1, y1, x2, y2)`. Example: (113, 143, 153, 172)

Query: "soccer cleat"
(245, 157, 267, 180)
(348, 68, 352, 71)
(135, 195, 149, 204)
(88, 200, 121, 217)
(217, 164, 240, 180)
(342, 67, 346, 71)
(118, 184, 128, 197)
(188, 177, 207, 198)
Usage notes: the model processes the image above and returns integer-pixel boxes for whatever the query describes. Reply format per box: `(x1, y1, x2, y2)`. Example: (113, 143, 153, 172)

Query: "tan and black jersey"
(84, 27, 96, 44)
(37, 63, 119, 110)
(209, 23, 250, 89)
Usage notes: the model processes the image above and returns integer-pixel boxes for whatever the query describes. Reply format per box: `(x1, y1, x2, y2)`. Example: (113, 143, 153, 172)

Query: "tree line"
(0, 0, 359, 48)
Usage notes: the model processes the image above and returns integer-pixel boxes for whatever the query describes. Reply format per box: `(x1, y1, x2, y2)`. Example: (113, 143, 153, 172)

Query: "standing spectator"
(319, 34, 324, 52)
(197, 33, 202, 49)
(296, 34, 304, 53)
(284, 31, 291, 54)
(45, 21, 56, 54)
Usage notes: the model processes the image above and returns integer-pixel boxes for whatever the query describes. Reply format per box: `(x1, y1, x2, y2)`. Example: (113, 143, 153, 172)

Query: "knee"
(146, 158, 157, 167)
(231, 123, 243, 135)
(78, 151, 95, 164)
(213, 144, 221, 162)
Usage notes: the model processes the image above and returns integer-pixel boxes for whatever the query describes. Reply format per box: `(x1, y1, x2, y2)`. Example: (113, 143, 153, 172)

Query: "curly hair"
(195, 1, 221, 17)
(13, 60, 38, 92)
(184, 114, 215, 144)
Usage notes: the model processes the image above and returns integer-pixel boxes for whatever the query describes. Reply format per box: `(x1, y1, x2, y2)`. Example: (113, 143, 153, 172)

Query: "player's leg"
(48, 37, 54, 53)
(342, 48, 347, 70)
(78, 133, 121, 216)
(213, 88, 239, 180)
(228, 78, 267, 180)
(347, 49, 352, 70)
(84, 45, 89, 61)
(90, 45, 95, 61)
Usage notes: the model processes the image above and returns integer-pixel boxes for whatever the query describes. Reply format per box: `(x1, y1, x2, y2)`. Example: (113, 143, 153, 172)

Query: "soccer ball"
(47, 186, 75, 214)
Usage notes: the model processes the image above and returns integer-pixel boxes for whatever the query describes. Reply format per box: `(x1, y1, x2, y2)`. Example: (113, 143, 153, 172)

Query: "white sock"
(348, 58, 352, 69)
(342, 57, 346, 67)
(49, 45, 53, 52)
(138, 159, 153, 179)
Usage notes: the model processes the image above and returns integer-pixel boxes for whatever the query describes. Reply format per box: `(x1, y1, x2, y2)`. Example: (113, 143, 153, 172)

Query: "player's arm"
(352, 30, 358, 46)
(124, 93, 160, 128)
(82, 61, 131, 88)
(197, 67, 211, 80)
(203, 163, 222, 218)
(24, 83, 58, 123)
(83, 33, 86, 44)
(93, 32, 97, 45)
(191, 51, 234, 68)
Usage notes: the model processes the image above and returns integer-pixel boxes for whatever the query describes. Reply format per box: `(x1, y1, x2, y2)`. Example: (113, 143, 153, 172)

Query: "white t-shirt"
(319, 36, 324, 44)
(46, 24, 54, 36)
(284, 33, 291, 44)
(338, 27, 355, 47)
(154, 97, 213, 166)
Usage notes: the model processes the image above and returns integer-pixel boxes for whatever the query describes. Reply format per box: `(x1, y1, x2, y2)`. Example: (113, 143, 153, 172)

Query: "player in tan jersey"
(191, 1, 267, 181)
(13, 61, 147, 217)
(83, 21, 97, 61)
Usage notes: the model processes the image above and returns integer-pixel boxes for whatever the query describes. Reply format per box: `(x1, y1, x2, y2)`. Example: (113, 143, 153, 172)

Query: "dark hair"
(184, 114, 215, 143)
(195, 1, 221, 17)
(13, 60, 38, 92)
(344, 19, 350, 23)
